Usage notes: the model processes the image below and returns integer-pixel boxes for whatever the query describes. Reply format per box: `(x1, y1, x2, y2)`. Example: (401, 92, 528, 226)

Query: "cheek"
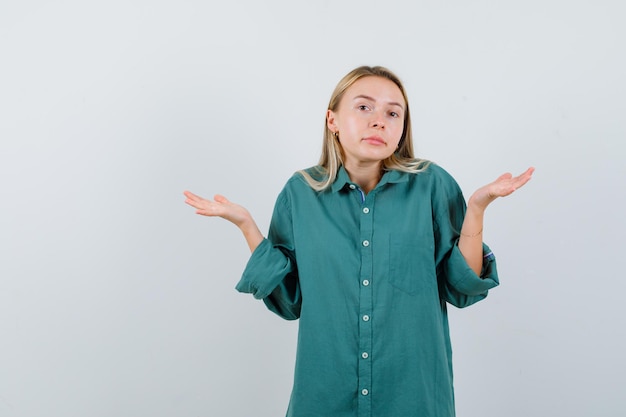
(341, 118, 362, 135)
(391, 123, 405, 141)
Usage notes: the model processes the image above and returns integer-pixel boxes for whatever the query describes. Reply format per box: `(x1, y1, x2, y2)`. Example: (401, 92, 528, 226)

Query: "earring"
(334, 130, 340, 139)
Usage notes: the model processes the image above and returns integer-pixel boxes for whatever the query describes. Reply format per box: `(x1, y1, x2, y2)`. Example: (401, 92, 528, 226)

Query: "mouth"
(362, 136, 387, 146)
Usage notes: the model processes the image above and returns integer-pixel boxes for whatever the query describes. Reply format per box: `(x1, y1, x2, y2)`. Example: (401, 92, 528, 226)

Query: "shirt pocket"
(388, 238, 437, 296)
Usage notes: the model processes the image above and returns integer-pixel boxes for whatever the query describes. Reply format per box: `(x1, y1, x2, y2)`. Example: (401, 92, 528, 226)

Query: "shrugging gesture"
(184, 66, 536, 417)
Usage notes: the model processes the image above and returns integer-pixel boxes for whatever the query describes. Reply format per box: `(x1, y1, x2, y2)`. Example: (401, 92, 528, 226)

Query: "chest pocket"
(388, 237, 437, 295)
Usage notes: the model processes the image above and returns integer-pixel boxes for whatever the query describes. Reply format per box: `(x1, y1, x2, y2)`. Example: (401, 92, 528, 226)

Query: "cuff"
(446, 242, 499, 296)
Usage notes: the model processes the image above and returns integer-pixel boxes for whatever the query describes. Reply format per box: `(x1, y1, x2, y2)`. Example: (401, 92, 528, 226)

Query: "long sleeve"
(235, 190, 301, 320)
(431, 167, 499, 308)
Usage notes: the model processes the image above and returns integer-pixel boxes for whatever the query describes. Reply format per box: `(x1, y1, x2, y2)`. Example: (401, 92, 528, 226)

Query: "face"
(327, 76, 406, 168)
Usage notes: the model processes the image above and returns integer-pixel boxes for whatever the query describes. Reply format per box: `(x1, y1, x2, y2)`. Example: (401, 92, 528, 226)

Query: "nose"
(370, 111, 385, 129)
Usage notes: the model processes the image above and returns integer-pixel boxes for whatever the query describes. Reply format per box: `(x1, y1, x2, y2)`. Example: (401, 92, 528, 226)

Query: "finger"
(196, 208, 218, 216)
(214, 194, 230, 204)
(183, 190, 201, 199)
(495, 172, 513, 182)
(517, 167, 535, 180)
(195, 203, 221, 216)
(512, 168, 535, 188)
(184, 191, 206, 205)
(185, 199, 205, 210)
(514, 176, 531, 188)
(184, 194, 204, 207)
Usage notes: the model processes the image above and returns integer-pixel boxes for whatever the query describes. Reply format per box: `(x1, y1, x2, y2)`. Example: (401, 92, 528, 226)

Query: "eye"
(357, 104, 370, 111)
(389, 111, 401, 118)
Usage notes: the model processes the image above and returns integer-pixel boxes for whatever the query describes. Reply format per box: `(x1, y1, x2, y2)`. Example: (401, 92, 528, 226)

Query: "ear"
(326, 109, 338, 132)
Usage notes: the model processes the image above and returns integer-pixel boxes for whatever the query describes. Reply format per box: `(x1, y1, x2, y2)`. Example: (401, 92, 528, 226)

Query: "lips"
(362, 136, 386, 145)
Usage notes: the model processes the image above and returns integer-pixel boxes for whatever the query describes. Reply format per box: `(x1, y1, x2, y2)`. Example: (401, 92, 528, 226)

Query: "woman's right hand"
(183, 191, 264, 252)
(183, 191, 252, 227)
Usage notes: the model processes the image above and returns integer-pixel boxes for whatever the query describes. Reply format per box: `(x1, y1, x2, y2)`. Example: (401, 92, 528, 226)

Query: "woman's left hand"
(468, 167, 535, 211)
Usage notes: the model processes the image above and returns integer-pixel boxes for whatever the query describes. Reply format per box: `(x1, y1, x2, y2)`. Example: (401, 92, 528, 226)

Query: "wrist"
(461, 201, 486, 237)
(238, 216, 256, 234)
(466, 199, 487, 216)
(239, 220, 264, 253)
(467, 195, 491, 213)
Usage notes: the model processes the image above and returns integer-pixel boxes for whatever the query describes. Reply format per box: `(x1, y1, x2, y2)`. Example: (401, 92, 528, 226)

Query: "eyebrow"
(352, 94, 405, 110)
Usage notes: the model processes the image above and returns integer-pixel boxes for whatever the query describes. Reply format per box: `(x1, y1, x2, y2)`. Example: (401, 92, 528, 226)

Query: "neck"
(344, 161, 383, 194)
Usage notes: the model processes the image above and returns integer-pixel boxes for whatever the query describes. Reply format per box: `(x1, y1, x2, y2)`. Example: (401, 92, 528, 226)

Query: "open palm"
(183, 191, 251, 227)
(469, 167, 535, 211)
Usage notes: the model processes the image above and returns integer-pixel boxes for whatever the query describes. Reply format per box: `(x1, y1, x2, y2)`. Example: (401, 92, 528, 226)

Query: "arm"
(458, 167, 535, 275)
(183, 191, 263, 253)
(184, 189, 302, 319)
(237, 191, 301, 319)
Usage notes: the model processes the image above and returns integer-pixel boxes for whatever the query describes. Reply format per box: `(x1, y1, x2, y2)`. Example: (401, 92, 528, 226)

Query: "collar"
(331, 165, 409, 193)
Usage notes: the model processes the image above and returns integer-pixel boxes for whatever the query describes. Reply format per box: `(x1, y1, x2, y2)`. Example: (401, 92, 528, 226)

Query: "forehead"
(344, 76, 405, 108)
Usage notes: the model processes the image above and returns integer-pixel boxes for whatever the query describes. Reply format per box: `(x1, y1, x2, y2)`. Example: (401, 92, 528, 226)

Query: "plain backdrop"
(1, 1, 625, 416)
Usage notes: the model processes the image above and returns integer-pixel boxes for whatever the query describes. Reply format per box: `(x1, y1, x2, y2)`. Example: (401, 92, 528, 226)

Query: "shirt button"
(362, 315, 370, 322)
(362, 279, 370, 286)
(362, 352, 369, 359)
(361, 389, 369, 396)
(349, 184, 356, 190)
(362, 240, 370, 247)
(363, 207, 370, 214)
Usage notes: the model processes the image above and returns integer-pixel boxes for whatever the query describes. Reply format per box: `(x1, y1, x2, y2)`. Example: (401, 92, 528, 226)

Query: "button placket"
(357, 189, 374, 416)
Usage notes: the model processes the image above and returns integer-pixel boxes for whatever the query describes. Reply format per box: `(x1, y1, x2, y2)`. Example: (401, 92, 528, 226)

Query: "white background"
(1, 1, 624, 416)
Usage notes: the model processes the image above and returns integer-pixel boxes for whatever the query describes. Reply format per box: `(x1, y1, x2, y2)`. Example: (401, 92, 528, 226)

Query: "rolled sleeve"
(235, 238, 301, 320)
(235, 186, 302, 320)
(236, 239, 292, 298)
(442, 242, 499, 308)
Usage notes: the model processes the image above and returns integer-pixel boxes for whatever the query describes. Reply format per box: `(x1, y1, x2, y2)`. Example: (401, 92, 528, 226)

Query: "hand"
(468, 167, 535, 211)
(183, 191, 253, 228)
(184, 191, 264, 252)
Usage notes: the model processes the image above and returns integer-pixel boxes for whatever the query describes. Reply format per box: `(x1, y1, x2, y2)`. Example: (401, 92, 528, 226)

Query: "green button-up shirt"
(236, 163, 499, 417)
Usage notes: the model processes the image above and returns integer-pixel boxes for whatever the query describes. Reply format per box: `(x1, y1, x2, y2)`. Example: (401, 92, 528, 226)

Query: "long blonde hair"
(300, 66, 430, 191)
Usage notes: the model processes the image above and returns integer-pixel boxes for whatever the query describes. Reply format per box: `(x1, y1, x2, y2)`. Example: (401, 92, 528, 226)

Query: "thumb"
(496, 172, 513, 182)
(214, 194, 230, 204)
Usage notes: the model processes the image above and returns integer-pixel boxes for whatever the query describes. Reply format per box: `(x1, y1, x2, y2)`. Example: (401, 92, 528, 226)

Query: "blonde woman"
(184, 66, 533, 417)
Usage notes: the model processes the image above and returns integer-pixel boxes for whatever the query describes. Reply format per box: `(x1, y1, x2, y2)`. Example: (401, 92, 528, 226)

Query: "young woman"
(184, 66, 533, 417)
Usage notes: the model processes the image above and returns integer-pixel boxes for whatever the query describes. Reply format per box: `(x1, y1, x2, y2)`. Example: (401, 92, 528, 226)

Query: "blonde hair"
(300, 66, 430, 191)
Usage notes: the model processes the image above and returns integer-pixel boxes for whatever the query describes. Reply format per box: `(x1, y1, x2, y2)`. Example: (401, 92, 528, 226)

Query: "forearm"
(456, 166, 534, 275)
(239, 218, 264, 253)
(458, 202, 486, 276)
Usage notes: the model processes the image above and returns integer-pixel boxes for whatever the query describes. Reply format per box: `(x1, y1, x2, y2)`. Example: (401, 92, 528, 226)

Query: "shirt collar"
(331, 165, 409, 193)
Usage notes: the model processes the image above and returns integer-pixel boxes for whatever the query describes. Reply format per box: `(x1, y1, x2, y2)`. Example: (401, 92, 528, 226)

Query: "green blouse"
(236, 163, 499, 417)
